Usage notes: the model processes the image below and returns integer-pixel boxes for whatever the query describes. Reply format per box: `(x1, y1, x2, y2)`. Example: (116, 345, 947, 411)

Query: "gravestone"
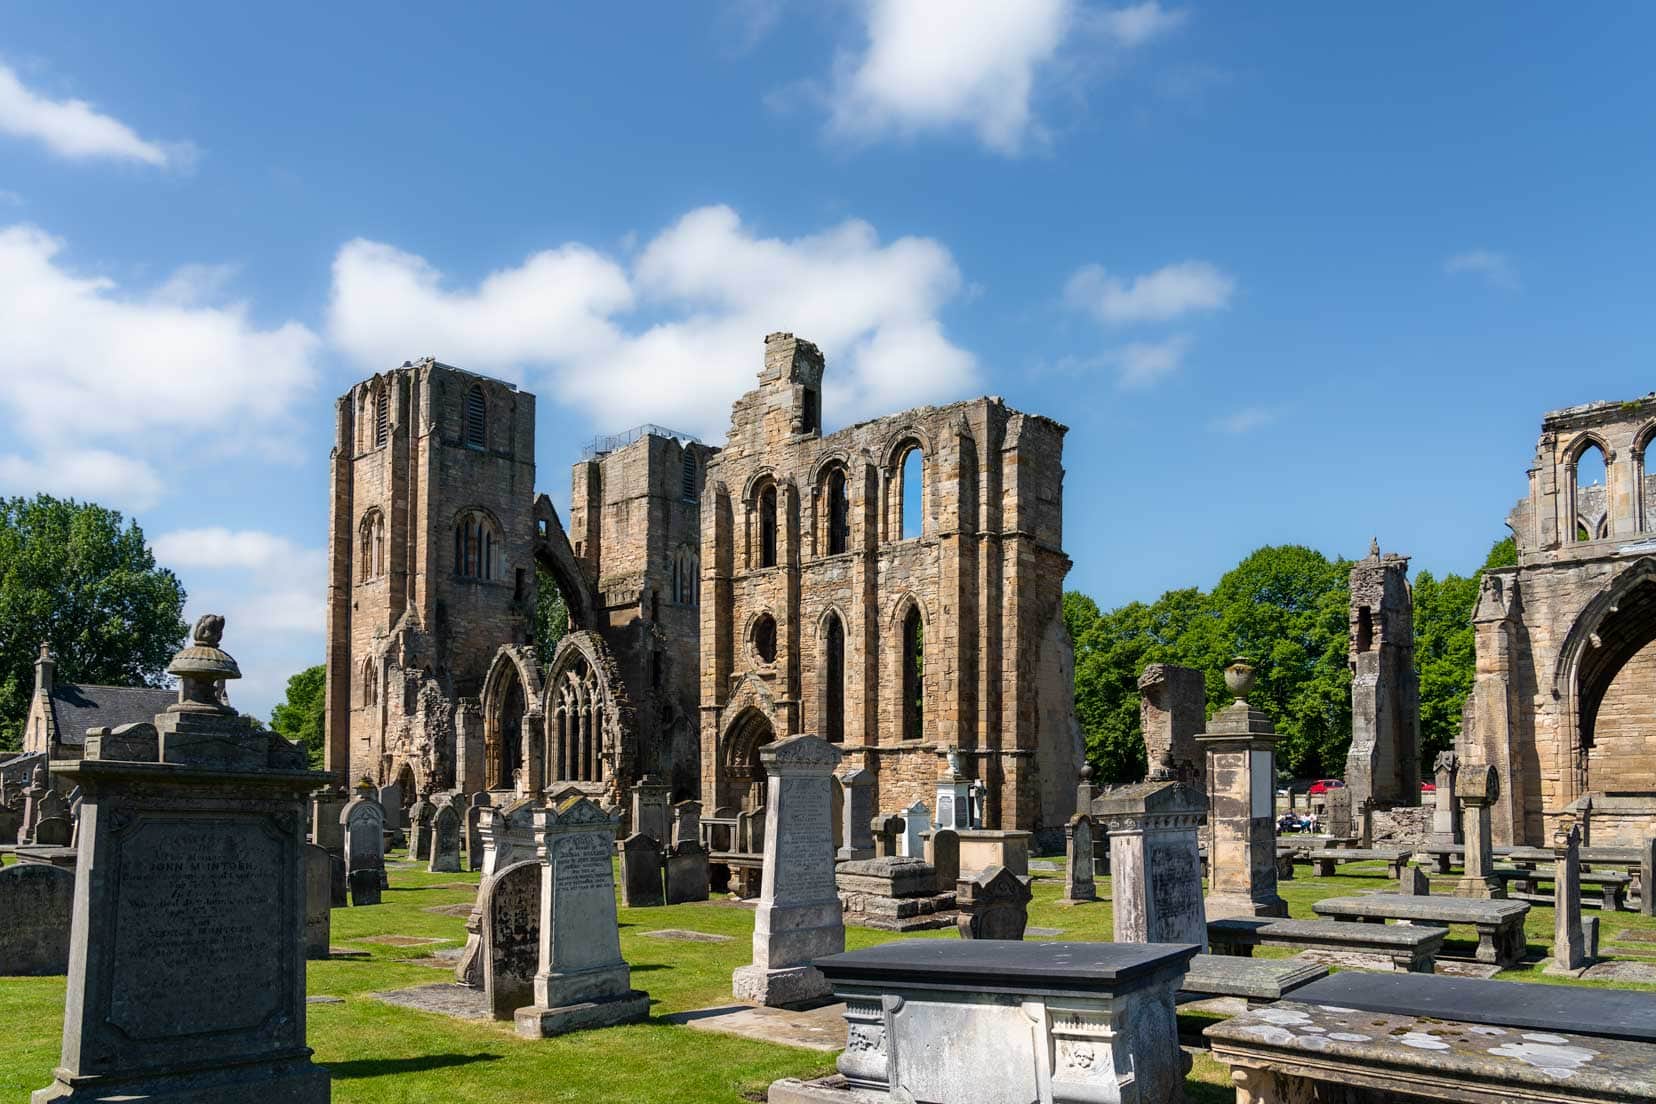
(666, 839, 710, 904)
(927, 827, 959, 895)
(620, 833, 665, 907)
(408, 795, 434, 862)
(1453, 764, 1505, 898)
(1400, 865, 1430, 896)
(1096, 765, 1207, 949)
(328, 850, 347, 908)
(898, 801, 929, 858)
(378, 782, 403, 831)
(33, 812, 71, 846)
(484, 859, 540, 1020)
(1059, 814, 1096, 905)
(465, 793, 491, 872)
(428, 802, 462, 874)
(311, 787, 346, 851)
(303, 844, 331, 960)
(1359, 797, 1376, 849)
(732, 734, 844, 1008)
(1325, 786, 1354, 841)
(16, 765, 47, 844)
(630, 775, 671, 845)
(934, 749, 972, 830)
(955, 865, 1033, 940)
(837, 768, 875, 861)
(0, 864, 73, 975)
(515, 796, 649, 1037)
(1199, 660, 1287, 919)
(1551, 821, 1589, 973)
(871, 814, 902, 859)
(671, 799, 701, 849)
(1429, 751, 1461, 847)
(1642, 836, 1655, 918)
(341, 782, 385, 907)
(29, 614, 330, 1104)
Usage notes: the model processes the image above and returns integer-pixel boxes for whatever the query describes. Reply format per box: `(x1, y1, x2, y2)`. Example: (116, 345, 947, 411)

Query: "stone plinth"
(630, 775, 670, 845)
(953, 828, 1032, 879)
(1096, 776, 1207, 949)
(733, 735, 844, 1008)
(1198, 674, 1288, 920)
(32, 616, 330, 1104)
(774, 941, 1198, 1104)
(836, 857, 955, 932)
(1452, 764, 1506, 898)
(514, 797, 648, 1038)
(310, 787, 346, 851)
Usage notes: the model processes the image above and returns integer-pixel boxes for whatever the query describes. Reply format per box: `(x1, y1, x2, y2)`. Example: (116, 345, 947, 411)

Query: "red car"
(1307, 778, 1345, 796)
(1420, 781, 1436, 794)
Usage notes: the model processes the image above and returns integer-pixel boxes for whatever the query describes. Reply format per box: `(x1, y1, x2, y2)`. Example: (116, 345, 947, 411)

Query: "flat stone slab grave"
(353, 935, 448, 947)
(667, 1002, 846, 1052)
(422, 903, 477, 918)
(641, 928, 734, 943)
(1310, 893, 1531, 966)
(1209, 917, 1446, 974)
(1179, 954, 1328, 1002)
(371, 983, 491, 1021)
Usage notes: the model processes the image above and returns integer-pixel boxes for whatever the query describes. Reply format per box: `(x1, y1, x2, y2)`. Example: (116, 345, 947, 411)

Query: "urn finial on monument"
(1223, 657, 1256, 702)
(166, 613, 241, 715)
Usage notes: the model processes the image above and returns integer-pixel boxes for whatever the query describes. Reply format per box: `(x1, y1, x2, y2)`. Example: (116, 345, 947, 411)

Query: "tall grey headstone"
(733, 734, 843, 1007)
(30, 614, 330, 1104)
(671, 799, 701, 849)
(484, 859, 540, 1020)
(378, 783, 403, 831)
(1059, 814, 1096, 904)
(1097, 771, 1207, 950)
(1325, 786, 1353, 841)
(837, 768, 875, 861)
(666, 839, 710, 904)
(0, 864, 72, 975)
(311, 787, 346, 852)
(620, 833, 665, 908)
(303, 843, 331, 960)
(428, 803, 462, 874)
(408, 796, 434, 862)
(1429, 751, 1460, 846)
(341, 783, 385, 907)
(514, 797, 649, 1037)
(1552, 821, 1588, 972)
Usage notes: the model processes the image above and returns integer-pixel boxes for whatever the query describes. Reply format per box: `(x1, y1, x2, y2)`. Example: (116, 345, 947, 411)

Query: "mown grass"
(1, 851, 1651, 1101)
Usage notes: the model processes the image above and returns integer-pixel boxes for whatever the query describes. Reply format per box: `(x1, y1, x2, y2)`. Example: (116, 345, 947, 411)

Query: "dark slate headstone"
(930, 828, 959, 894)
(33, 815, 71, 846)
(666, 840, 710, 904)
(328, 851, 348, 909)
(956, 865, 1032, 940)
(484, 860, 540, 1020)
(342, 791, 385, 907)
(620, 833, 665, 908)
(0, 863, 73, 975)
(429, 803, 462, 874)
(303, 844, 331, 961)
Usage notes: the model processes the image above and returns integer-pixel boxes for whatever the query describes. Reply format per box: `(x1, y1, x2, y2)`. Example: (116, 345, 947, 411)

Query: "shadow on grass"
(325, 1052, 503, 1080)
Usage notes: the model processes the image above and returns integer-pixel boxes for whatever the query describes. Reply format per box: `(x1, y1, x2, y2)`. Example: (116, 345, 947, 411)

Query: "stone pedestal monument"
(1429, 751, 1461, 847)
(1199, 659, 1288, 920)
(1547, 820, 1591, 975)
(1096, 761, 1207, 949)
(514, 796, 648, 1037)
(933, 749, 974, 830)
(733, 734, 844, 1008)
(1452, 764, 1506, 899)
(31, 616, 331, 1104)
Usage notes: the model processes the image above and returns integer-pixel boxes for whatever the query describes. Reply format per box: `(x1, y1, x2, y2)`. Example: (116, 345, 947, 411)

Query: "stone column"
(1641, 836, 1655, 918)
(1096, 774, 1207, 949)
(1548, 820, 1587, 974)
(1057, 813, 1096, 905)
(514, 796, 649, 1036)
(838, 768, 875, 861)
(1452, 764, 1505, 899)
(1198, 660, 1287, 920)
(1429, 751, 1460, 847)
(733, 734, 843, 1007)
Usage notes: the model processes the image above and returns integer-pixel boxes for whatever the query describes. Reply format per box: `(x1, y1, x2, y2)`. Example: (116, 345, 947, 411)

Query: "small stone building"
(1464, 392, 1656, 845)
(21, 644, 174, 762)
(697, 333, 1081, 838)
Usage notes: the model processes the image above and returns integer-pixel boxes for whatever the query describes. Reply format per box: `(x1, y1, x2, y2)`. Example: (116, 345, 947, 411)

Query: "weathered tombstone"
(428, 802, 462, 874)
(1097, 759, 1207, 949)
(1325, 786, 1354, 842)
(671, 799, 701, 849)
(955, 865, 1033, 940)
(1059, 813, 1096, 905)
(1583, 914, 1600, 960)
(1358, 797, 1376, 849)
(926, 827, 959, 895)
(1400, 865, 1430, 896)
(341, 781, 385, 907)
(30, 615, 330, 1103)
(303, 843, 331, 960)
(871, 814, 902, 859)
(666, 839, 711, 904)
(1429, 751, 1461, 847)
(33, 812, 71, 846)
(16, 765, 46, 844)
(514, 796, 649, 1037)
(630, 775, 671, 846)
(620, 833, 666, 907)
(311, 787, 347, 851)
(1550, 821, 1589, 973)
(1198, 660, 1287, 919)
(378, 782, 403, 831)
(328, 850, 347, 908)
(0, 864, 73, 975)
(838, 768, 875, 861)
(1453, 764, 1505, 899)
(408, 795, 434, 862)
(1139, 662, 1207, 779)
(1642, 836, 1656, 918)
(897, 801, 929, 858)
(466, 793, 492, 872)
(733, 734, 844, 1007)
(483, 859, 540, 1020)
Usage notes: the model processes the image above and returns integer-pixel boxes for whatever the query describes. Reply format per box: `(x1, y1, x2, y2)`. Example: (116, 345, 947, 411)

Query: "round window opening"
(753, 614, 778, 664)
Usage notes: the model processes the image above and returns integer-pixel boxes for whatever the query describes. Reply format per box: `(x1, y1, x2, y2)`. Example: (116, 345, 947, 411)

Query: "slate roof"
(47, 683, 175, 747)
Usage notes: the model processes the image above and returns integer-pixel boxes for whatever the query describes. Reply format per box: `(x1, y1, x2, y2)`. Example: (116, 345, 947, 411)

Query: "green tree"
(0, 495, 188, 752)
(533, 567, 570, 661)
(270, 664, 326, 768)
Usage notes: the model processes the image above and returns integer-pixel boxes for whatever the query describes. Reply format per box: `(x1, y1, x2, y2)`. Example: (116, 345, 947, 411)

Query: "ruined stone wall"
(1345, 548, 1420, 809)
(698, 332, 1080, 836)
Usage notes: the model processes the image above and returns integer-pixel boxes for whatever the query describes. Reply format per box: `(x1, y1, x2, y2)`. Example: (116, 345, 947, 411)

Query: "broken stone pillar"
(1549, 820, 1588, 974)
(1138, 663, 1205, 780)
(1057, 814, 1096, 905)
(1429, 751, 1461, 847)
(837, 768, 874, 861)
(1198, 660, 1287, 920)
(1359, 798, 1376, 849)
(1096, 771, 1207, 950)
(1452, 764, 1506, 899)
(1344, 542, 1421, 810)
(1642, 837, 1655, 918)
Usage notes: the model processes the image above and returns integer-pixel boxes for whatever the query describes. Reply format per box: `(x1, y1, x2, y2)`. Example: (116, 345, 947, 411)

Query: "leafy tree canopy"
(0, 495, 188, 752)
(533, 567, 569, 662)
(270, 664, 325, 768)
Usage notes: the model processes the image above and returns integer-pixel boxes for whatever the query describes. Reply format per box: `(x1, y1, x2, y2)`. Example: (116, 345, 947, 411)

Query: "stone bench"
(1306, 847, 1412, 878)
(1178, 953, 1327, 1004)
(1493, 865, 1630, 910)
(1310, 893, 1531, 967)
(1208, 917, 1444, 974)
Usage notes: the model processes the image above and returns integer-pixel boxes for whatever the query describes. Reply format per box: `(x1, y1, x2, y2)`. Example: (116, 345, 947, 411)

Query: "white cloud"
(0, 449, 165, 511)
(1213, 404, 1275, 434)
(327, 204, 978, 439)
(1444, 249, 1519, 291)
(151, 527, 306, 572)
(1064, 260, 1234, 325)
(819, 2, 1186, 154)
(0, 63, 187, 167)
(1110, 335, 1191, 389)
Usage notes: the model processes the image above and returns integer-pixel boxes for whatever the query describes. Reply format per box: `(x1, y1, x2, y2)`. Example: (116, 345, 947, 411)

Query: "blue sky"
(2, 4, 1654, 719)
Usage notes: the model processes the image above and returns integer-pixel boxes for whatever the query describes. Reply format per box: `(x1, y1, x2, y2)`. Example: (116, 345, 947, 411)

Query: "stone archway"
(1555, 560, 1656, 800)
(481, 646, 545, 794)
(720, 707, 775, 812)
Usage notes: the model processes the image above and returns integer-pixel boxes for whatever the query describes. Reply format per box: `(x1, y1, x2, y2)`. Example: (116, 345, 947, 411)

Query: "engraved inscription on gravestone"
(1149, 842, 1200, 936)
(110, 817, 286, 1039)
(554, 831, 613, 893)
(775, 777, 834, 900)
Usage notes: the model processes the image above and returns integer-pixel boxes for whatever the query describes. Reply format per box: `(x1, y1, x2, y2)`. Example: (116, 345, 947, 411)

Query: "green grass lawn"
(1, 852, 1651, 1102)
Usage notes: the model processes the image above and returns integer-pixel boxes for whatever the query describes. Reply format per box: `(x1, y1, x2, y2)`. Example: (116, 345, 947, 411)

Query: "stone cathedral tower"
(323, 359, 538, 790)
(1345, 541, 1421, 809)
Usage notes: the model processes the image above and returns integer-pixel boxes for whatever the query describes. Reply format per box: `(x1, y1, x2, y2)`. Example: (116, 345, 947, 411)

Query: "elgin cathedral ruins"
(322, 332, 1083, 838)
